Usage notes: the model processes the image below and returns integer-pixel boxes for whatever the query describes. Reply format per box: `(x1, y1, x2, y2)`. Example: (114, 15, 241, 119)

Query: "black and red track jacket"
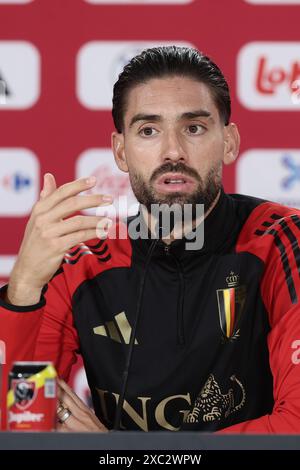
(1, 188, 300, 433)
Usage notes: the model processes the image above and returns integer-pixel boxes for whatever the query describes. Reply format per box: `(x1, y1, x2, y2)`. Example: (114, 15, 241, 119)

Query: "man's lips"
(153, 172, 197, 193)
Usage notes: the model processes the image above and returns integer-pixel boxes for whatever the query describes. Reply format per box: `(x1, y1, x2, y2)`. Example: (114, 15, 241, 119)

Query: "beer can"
(7, 361, 57, 431)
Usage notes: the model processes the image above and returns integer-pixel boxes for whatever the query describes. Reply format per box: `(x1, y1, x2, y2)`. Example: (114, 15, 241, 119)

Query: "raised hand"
(6, 173, 113, 305)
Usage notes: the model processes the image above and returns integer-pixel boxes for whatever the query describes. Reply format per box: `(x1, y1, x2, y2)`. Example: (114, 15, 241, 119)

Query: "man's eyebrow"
(129, 109, 213, 128)
(180, 110, 213, 121)
(129, 114, 161, 128)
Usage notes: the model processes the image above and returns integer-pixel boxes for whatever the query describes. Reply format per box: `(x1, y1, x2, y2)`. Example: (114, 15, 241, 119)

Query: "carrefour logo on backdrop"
(237, 149, 300, 208)
(85, 0, 193, 3)
(237, 42, 300, 110)
(0, 149, 39, 216)
(76, 40, 194, 110)
(0, 41, 40, 109)
(76, 148, 138, 218)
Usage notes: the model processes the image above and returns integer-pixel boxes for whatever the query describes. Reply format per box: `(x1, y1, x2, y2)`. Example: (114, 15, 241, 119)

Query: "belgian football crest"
(216, 272, 246, 341)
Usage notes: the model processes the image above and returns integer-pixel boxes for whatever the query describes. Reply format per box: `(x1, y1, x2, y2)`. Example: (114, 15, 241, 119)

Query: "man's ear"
(222, 123, 240, 166)
(111, 132, 129, 173)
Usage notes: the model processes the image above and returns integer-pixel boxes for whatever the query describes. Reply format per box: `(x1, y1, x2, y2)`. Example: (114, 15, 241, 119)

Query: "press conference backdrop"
(0, 0, 300, 402)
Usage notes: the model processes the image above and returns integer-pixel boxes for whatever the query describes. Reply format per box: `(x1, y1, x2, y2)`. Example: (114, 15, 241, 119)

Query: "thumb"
(40, 173, 57, 199)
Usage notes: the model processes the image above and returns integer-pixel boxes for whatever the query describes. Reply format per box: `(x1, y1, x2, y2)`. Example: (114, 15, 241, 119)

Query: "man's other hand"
(56, 378, 108, 433)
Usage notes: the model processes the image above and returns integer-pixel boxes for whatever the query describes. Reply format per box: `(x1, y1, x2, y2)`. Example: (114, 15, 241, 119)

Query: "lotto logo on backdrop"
(237, 42, 300, 110)
(76, 40, 194, 110)
(0, 149, 39, 216)
(76, 149, 138, 218)
(237, 149, 300, 208)
(0, 41, 40, 109)
(85, 0, 192, 3)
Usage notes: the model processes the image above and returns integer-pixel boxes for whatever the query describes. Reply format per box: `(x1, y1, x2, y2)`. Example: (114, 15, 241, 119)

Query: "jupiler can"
(7, 361, 57, 431)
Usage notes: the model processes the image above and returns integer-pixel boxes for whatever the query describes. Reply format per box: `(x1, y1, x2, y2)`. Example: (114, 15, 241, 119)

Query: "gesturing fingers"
(40, 173, 57, 199)
(35, 177, 97, 215)
(45, 215, 108, 239)
(47, 194, 113, 222)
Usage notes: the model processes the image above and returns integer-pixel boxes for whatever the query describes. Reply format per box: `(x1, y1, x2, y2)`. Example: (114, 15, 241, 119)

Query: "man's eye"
(187, 125, 205, 135)
(139, 127, 157, 136)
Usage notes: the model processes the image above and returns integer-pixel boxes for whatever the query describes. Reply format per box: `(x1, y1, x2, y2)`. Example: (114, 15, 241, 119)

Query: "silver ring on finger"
(58, 407, 72, 424)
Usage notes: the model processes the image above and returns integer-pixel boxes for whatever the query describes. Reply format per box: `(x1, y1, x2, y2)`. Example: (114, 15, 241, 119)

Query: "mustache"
(150, 162, 201, 184)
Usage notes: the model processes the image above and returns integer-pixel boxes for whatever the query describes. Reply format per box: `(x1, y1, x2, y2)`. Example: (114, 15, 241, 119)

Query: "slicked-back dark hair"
(112, 45, 231, 133)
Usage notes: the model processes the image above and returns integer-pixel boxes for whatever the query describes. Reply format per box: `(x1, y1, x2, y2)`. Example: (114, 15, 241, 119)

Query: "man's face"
(112, 75, 239, 214)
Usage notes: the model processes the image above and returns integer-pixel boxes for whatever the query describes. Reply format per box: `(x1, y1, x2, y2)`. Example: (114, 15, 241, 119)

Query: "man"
(1, 46, 300, 433)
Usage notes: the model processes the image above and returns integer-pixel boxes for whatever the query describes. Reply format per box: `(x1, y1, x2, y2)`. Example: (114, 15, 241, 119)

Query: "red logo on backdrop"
(88, 165, 132, 197)
(256, 56, 300, 95)
(13, 380, 36, 410)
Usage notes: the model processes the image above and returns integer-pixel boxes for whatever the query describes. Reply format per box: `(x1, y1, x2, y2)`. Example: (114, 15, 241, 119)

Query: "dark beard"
(129, 162, 222, 219)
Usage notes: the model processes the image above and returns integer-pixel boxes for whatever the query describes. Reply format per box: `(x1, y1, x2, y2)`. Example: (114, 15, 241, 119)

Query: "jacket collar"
(128, 187, 238, 260)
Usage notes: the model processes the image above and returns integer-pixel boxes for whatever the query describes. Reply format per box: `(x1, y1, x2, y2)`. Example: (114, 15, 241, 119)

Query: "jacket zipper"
(164, 244, 185, 347)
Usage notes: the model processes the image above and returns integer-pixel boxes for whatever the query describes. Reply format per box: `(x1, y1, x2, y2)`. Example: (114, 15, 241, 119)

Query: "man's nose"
(161, 131, 187, 163)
